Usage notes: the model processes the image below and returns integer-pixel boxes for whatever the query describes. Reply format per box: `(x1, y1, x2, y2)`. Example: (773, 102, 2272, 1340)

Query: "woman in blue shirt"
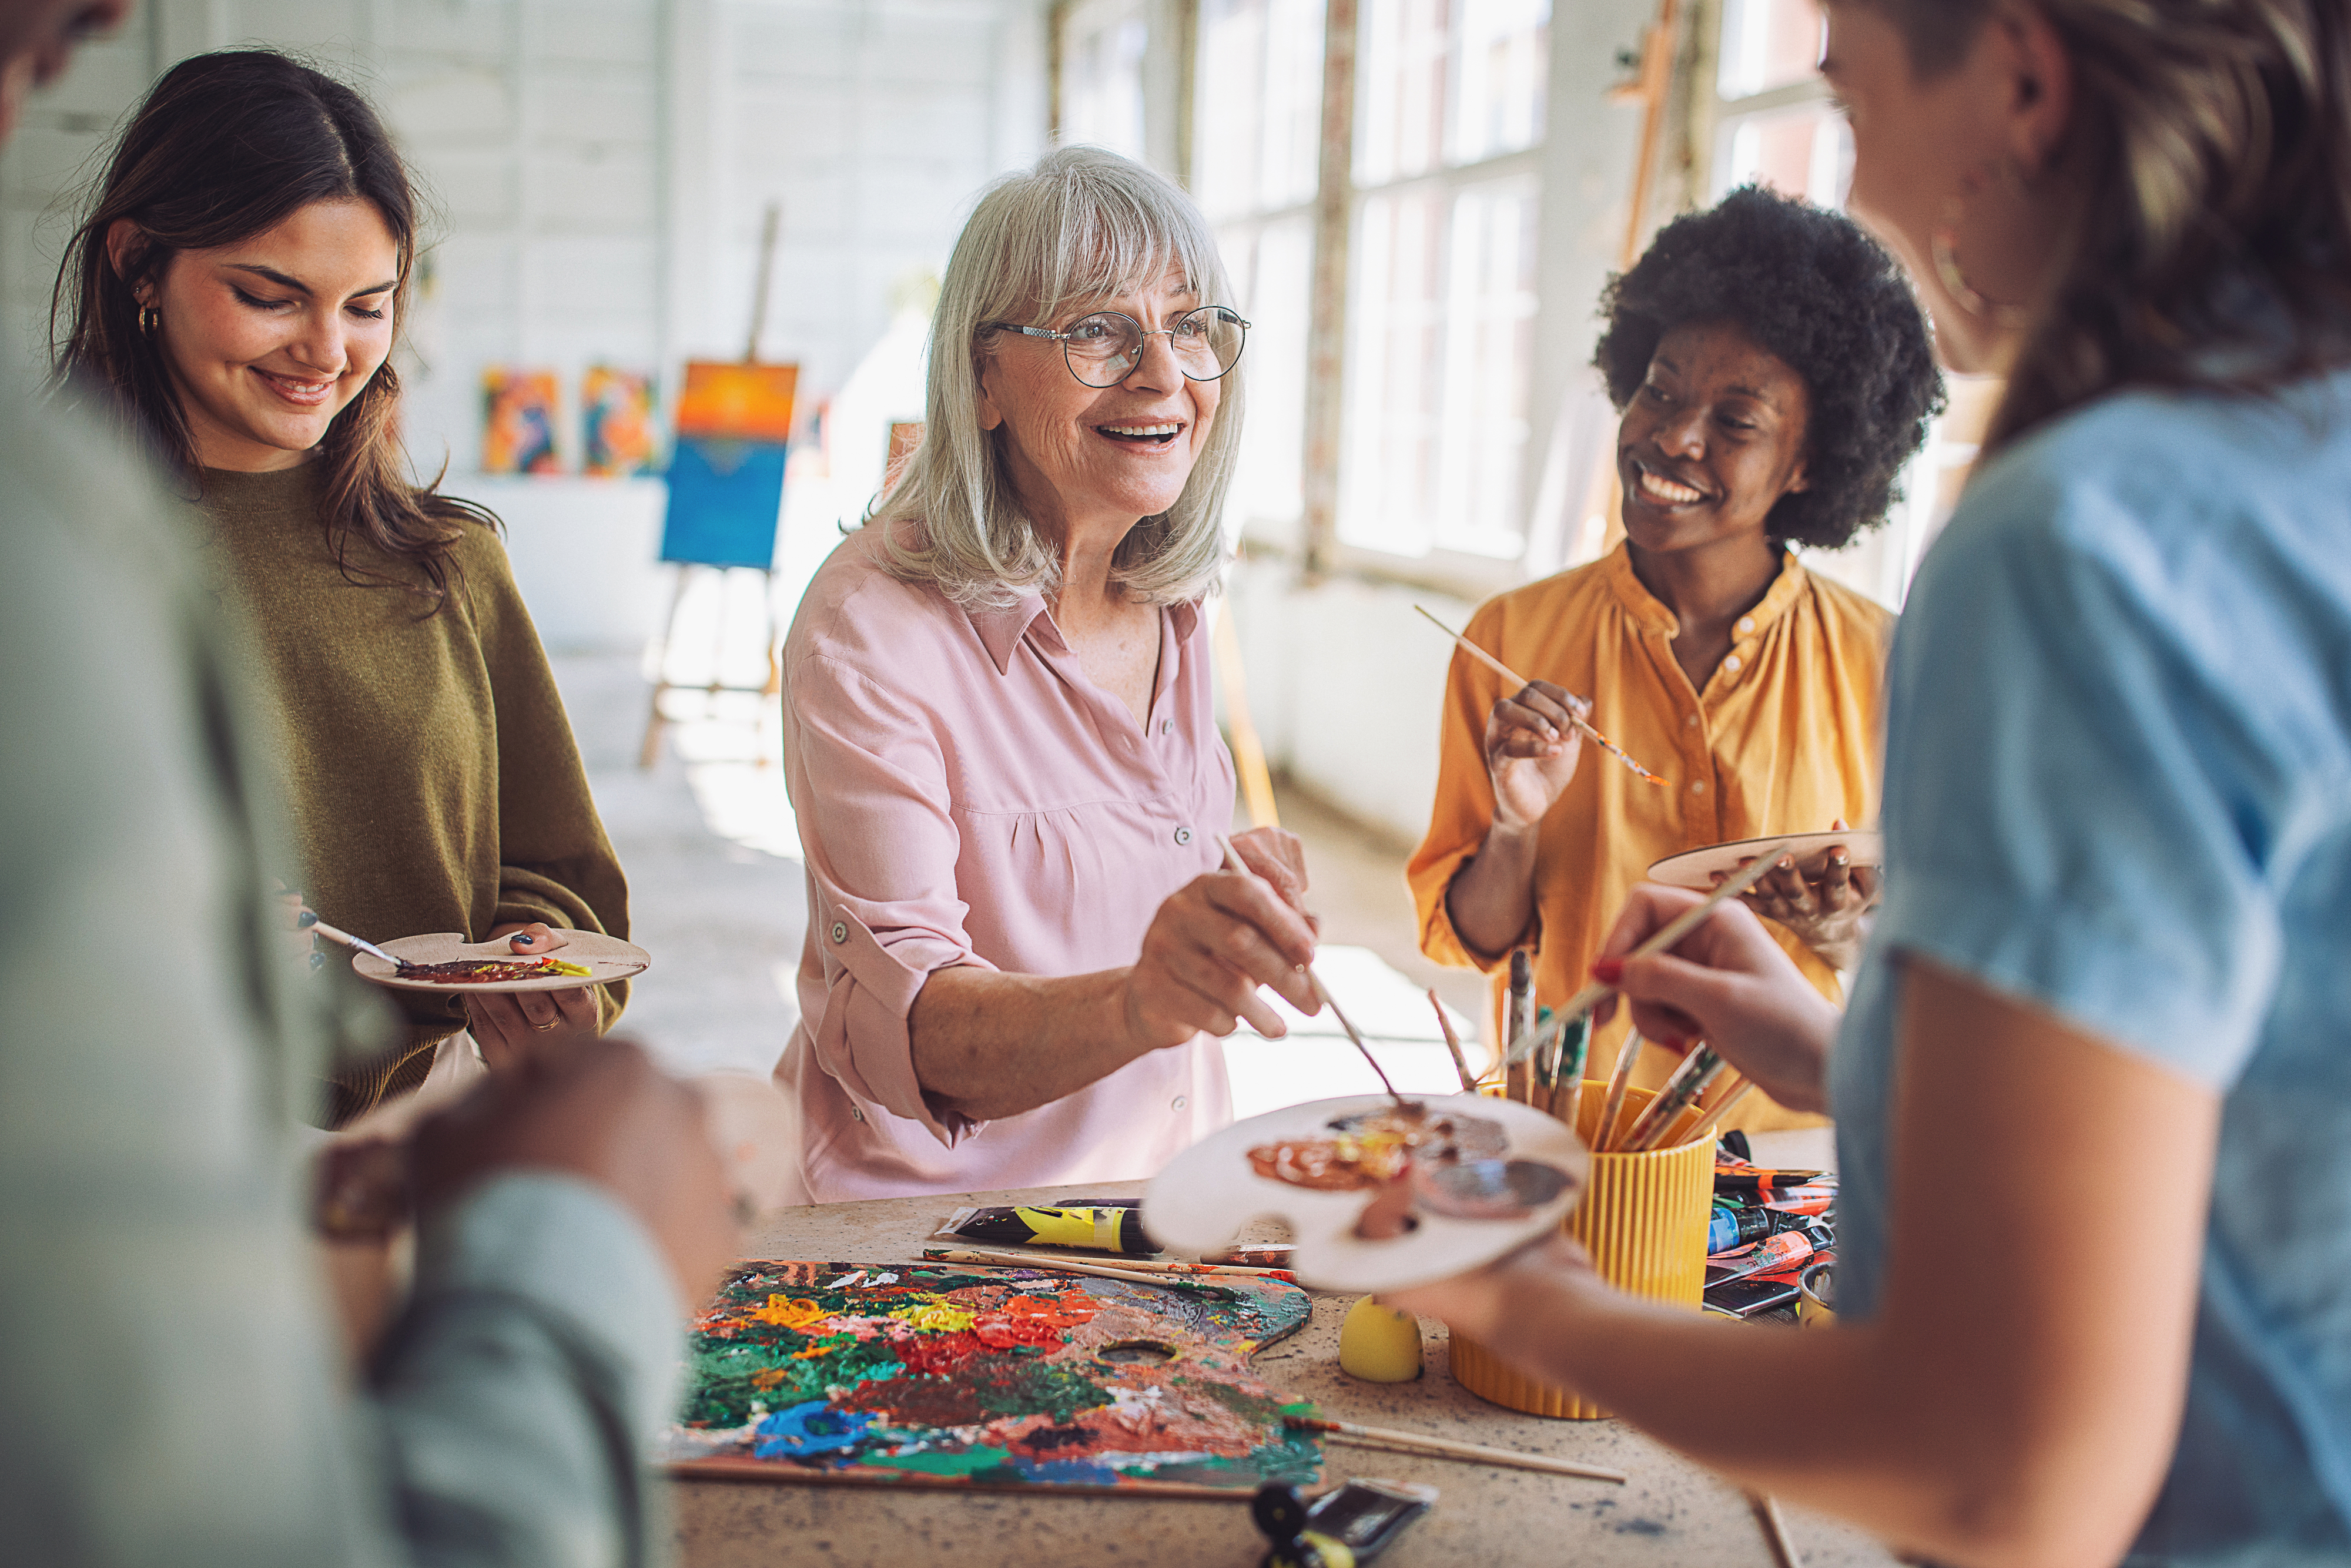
(1391, 4, 2351, 1564)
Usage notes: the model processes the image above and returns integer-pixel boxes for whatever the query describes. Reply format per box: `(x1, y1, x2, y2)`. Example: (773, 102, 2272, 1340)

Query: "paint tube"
(1255, 1478, 1438, 1568)
(937, 1202, 1160, 1255)
(1703, 1225, 1821, 1286)
(1706, 1202, 1776, 1255)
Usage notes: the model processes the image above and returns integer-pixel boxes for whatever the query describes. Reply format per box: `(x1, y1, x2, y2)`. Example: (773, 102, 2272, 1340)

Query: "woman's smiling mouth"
(1630, 458, 1710, 507)
(252, 366, 337, 408)
(1096, 420, 1184, 446)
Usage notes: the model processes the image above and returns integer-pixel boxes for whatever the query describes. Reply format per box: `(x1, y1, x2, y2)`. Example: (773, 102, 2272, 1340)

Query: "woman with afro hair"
(1408, 185, 1942, 1132)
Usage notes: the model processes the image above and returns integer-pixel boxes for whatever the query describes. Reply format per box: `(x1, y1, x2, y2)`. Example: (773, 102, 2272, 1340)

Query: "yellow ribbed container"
(1451, 1084, 1713, 1419)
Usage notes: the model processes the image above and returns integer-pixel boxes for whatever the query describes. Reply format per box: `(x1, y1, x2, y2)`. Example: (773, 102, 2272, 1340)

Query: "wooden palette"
(1146, 1094, 1588, 1293)
(1647, 830, 1883, 892)
(349, 929, 651, 994)
(661, 1259, 1318, 1497)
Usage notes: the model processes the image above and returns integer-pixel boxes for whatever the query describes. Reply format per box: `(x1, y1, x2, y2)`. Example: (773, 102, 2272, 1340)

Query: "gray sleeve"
(0, 394, 677, 1568)
(374, 1175, 682, 1568)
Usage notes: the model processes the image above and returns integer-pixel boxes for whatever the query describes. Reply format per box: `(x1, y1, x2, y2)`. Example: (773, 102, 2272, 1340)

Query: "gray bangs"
(868, 145, 1244, 611)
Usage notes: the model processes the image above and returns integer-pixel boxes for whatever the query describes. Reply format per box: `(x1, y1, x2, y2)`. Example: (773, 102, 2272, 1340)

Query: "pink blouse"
(771, 526, 1237, 1201)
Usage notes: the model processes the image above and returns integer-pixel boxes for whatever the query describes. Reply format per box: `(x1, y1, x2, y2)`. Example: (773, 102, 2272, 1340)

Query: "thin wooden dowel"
(1285, 1416, 1626, 1484)
(1504, 843, 1794, 1070)
(1427, 988, 1478, 1093)
(1214, 833, 1404, 1104)
(1413, 606, 1666, 785)
(1595, 1029, 1645, 1151)
(1751, 1491, 1805, 1568)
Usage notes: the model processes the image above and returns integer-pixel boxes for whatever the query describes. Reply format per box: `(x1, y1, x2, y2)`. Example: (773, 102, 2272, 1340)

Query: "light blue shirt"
(0, 382, 682, 1566)
(1833, 368, 2351, 1565)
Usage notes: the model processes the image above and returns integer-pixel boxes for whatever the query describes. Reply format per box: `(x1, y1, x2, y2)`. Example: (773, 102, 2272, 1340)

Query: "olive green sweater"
(196, 464, 628, 1123)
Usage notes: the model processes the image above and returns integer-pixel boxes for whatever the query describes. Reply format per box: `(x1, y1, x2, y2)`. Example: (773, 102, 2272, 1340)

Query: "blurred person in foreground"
(774, 145, 1320, 1201)
(1391, 2, 2351, 1564)
(1408, 188, 1941, 1134)
(0, 4, 736, 1563)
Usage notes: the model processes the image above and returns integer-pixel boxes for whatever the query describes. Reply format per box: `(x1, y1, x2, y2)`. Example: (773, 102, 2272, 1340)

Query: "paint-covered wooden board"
(662, 1261, 1320, 1497)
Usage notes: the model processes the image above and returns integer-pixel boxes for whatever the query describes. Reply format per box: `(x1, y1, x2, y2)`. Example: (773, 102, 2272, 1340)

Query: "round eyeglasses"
(986, 305, 1250, 388)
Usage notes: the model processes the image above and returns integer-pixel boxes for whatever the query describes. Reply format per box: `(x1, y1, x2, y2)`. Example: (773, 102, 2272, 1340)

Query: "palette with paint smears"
(661, 1261, 1319, 1496)
(349, 929, 649, 994)
(1146, 1094, 1588, 1293)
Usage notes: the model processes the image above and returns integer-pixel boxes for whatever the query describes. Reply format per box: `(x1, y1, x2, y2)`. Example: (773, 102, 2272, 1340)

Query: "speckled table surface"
(672, 1180, 1898, 1568)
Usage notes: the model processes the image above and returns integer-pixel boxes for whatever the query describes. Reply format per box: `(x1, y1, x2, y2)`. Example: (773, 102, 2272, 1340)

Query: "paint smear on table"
(661, 1261, 1321, 1493)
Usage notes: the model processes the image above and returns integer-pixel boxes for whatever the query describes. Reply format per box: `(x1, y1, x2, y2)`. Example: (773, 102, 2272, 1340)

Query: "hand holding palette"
(1146, 1094, 1588, 1293)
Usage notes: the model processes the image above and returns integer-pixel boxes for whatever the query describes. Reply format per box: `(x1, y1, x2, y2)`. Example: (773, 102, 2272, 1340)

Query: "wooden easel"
(639, 203, 790, 771)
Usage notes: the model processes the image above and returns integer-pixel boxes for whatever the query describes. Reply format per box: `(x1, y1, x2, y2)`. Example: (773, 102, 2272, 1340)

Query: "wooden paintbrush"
(1414, 605, 1666, 785)
(1594, 1028, 1646, 1151)
(1285, 1416, 1626, 1483)
(1502, 840, 1795, 1071)
(1426, 987, 1478, 1093)
(1214, 833, 1404, 1104)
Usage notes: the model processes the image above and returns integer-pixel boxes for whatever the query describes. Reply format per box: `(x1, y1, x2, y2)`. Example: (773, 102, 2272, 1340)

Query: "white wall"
(0, 0, 1050, 653)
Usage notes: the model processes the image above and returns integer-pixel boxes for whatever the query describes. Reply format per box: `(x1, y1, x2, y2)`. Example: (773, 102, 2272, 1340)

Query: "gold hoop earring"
(138, 304, 159, 336)
(1931, 195, 2030, 329)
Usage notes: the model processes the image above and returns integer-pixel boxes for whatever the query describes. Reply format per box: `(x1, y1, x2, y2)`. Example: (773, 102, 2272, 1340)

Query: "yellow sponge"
(1338, 1295, 1424, 1382)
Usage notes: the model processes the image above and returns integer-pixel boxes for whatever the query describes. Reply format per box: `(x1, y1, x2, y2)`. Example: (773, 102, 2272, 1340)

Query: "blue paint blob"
(752, 1399, 877, 1458)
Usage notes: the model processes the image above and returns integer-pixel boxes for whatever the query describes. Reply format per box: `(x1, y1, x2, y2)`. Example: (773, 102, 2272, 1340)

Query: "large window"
(1339, 0, 1548, 561)
(1194, 0, 1325, 540)
(1058, 0, 1153, 163)
(1708, 0, 1847, 205)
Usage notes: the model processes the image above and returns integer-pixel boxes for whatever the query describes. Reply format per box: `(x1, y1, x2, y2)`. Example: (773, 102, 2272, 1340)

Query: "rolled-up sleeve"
(788, 654, 997, 1144)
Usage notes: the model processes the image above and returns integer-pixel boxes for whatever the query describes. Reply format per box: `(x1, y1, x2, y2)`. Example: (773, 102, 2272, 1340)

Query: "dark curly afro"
(1593, 185, 1945, 550)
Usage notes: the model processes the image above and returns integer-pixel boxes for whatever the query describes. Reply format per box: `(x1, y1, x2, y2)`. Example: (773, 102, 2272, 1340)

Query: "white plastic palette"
(350, 929, 651, 994)
(1145, 1094, 1588, 1293)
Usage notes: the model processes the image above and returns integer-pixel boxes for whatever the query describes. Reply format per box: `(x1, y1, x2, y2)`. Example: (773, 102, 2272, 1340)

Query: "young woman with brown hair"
(54, 49, 628, 1124)
(1393, 3, 2351, 1563)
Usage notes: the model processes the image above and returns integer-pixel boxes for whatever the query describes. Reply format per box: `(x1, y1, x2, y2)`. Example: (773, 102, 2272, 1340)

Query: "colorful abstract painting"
(661, 1261, 1321, 1496)
(582, 366, 657, 478)
(480, 368, 561, 474)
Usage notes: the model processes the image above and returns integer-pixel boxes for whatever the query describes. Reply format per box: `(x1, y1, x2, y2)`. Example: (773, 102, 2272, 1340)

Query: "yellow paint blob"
(1338, 1295, 1424, 1383)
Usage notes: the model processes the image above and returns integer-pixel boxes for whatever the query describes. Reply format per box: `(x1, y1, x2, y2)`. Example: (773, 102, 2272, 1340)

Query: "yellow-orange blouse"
(1406, 545, 1892, 1132)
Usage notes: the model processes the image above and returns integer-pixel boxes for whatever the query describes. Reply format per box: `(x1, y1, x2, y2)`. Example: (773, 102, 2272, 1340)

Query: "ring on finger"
(531, 1014, 559, 1033)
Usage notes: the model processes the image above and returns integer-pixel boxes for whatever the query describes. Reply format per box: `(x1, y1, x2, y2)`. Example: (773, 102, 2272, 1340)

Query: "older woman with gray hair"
(772, 146, 1317, 1202)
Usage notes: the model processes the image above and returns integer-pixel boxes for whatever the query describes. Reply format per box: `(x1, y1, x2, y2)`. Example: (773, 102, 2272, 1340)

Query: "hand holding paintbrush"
(1580, 875, 1842, 1118)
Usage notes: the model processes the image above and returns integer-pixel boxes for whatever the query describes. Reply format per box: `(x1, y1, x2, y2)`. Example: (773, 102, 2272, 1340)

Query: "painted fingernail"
(309, 950, 324, 971)
(1591, 957, 1624, 984)
(514, 932, 538, 946)
(296, 909, 317, 928)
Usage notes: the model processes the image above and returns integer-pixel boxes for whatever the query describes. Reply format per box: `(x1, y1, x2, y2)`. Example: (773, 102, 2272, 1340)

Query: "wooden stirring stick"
(1414, 605, 1667, 786)
(1503, 840, 1795, 1071)
(1426, 988, 1478, 1093)
(1214, 833, 1404, 1104)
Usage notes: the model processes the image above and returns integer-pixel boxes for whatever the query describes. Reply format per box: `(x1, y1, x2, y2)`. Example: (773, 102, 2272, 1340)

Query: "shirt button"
(1690, 780, 1707, 795)
(850, 1105, 865, 1122)
(1172, 1095, 1188, 1111)
(1736, 616, 1755, 634)
(1685, 713, 1699, 728)
(1174, 826, 1193, 845)
(1161, 718, 1173, 735)
(830, 921, 848, 943)
(1722, 653, 1742, 673)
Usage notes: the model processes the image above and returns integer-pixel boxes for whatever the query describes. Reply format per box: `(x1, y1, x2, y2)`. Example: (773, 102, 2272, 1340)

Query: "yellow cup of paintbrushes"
(1450, 1084, 1714, 1419)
